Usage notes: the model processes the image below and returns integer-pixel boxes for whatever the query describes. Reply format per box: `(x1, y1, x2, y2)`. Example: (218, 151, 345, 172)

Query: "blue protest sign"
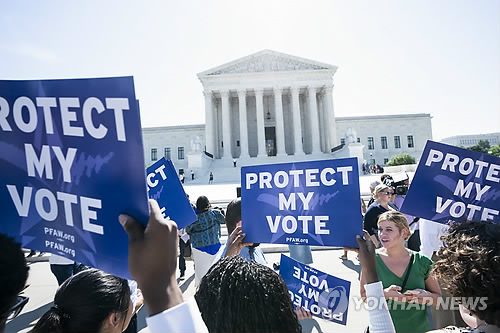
(279, 254, 350, 325)
(0, 77, 149, 279)
(241, 158, 363, 248)
(401, 140, 500, 224)
(146, 157, 196, 229)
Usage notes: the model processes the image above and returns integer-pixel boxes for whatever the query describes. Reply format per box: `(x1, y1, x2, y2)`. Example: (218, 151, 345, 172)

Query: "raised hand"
(295, 306, 313, 320)
(224, 225, 253, 257)
(119, 199, 183, 315)
(356, 230, 378, 284)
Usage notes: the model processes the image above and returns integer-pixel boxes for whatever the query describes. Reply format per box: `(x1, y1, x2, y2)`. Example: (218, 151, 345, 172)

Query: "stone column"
(291, 86, 304, 155)
(319, 92, 327, 153)
(203, 90, 215, 155)
(220, 90, 232, 159)
(324, 84, 337, 149)
(273, 86, 286, 156)
(308, 86, 321, 154)
(237, 89, 249, 159)
(255, 88, 267, 157)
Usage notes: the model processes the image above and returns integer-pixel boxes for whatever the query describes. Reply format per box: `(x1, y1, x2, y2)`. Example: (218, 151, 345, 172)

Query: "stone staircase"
(185, 152, 341, 186)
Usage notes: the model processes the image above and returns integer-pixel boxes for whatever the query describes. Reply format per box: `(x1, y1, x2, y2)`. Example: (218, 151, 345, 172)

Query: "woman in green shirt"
(360, 211, 441, 333)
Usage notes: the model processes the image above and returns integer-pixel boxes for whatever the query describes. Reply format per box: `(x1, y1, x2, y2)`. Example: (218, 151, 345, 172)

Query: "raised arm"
(357, 230, 396, 333)
(119, 199, 208, 333)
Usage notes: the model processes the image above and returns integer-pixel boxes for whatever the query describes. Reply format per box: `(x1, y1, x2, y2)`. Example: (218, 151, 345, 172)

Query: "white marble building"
(336, 113, 433, 165)
(142, 113, 432, 169)
(198, 50, 338, 160)
(441, 132, 500, 148)
(142, 50, 433, 178)
(143, 125, 204, 173)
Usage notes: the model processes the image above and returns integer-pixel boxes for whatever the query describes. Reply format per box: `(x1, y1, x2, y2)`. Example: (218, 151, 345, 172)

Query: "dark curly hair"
(433, 221, 500, 327)
(195, 256, 302, 333)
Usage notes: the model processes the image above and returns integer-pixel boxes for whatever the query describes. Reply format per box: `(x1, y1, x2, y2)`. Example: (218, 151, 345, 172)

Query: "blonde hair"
(372, 184, 392, 200)
(377, 211, 411, 240)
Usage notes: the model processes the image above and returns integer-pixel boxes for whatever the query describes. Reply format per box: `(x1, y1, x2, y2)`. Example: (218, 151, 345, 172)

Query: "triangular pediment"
(198, 50, 336, 77)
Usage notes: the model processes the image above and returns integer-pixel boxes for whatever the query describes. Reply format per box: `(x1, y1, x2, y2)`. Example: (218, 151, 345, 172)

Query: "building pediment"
(198, 49, 336, 77)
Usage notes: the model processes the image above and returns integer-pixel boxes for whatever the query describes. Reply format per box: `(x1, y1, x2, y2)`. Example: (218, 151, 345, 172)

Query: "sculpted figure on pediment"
(210, 54, 328, 75)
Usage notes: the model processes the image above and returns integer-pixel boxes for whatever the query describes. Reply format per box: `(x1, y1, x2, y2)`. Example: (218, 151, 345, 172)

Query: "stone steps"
(186, 152, 340, 185)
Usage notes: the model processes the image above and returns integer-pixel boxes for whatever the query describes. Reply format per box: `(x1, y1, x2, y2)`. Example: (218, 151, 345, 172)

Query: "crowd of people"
(363, 163, 385, 175)
(1, 185, 499, 332)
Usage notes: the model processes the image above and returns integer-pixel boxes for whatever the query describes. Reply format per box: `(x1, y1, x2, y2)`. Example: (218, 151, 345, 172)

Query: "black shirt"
(363, 201, 398, 235)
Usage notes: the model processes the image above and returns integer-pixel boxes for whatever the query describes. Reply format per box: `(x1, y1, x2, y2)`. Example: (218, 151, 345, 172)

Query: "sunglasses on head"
(7, 295, 29, 321)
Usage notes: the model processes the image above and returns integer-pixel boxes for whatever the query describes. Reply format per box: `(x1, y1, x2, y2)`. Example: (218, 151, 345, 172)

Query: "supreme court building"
(143, 50, 433, 179)
(198, 50, 338, 160)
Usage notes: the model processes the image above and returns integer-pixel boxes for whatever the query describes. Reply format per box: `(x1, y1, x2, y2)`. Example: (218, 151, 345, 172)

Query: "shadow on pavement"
(6, 301, 52, 333)
(341, 259, 361, 279)
(179, 273, 195, 293)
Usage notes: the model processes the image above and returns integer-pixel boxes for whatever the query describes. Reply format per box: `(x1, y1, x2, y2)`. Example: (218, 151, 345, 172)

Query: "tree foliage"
(468, 140, 491, 154)
(388, 153, 416, 166)
(487, 145, 500, 157)
(465, 140, 500, 157)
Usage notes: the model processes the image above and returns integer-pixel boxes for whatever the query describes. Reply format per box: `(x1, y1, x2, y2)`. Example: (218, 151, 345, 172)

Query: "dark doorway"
(265, 127, 276, 156)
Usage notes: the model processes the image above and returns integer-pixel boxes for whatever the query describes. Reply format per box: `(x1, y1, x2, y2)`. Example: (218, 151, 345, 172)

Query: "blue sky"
(1, 0, 498, 141)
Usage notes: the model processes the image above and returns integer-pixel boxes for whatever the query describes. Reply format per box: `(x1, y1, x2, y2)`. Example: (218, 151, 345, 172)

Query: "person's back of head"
(196, 195, 211, 212)
(225, 198, 241, 234)
(32, 268, 131, 333)
(195, 256, 301, 333)
(369, 180, 380, 192)
(433, 221, 500, 328)
(0, 234, 29, 332)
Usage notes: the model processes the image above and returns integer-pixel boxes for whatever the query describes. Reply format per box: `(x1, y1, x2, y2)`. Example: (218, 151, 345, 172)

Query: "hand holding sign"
(295, 306, 313, 320)
(119, 199, 183, 316)
(356, 230, 378, 284)
(225, 226, 252, 257)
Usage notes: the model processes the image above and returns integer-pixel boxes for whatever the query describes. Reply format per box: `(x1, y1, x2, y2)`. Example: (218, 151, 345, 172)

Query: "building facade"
(143, 125, 204, 172)
(441, 132, 500, 148)
(197, 50, 338, 160)
(336, 113, 432, 165)
(142, 50, 433, 174)
(142, 113, 433, 169)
